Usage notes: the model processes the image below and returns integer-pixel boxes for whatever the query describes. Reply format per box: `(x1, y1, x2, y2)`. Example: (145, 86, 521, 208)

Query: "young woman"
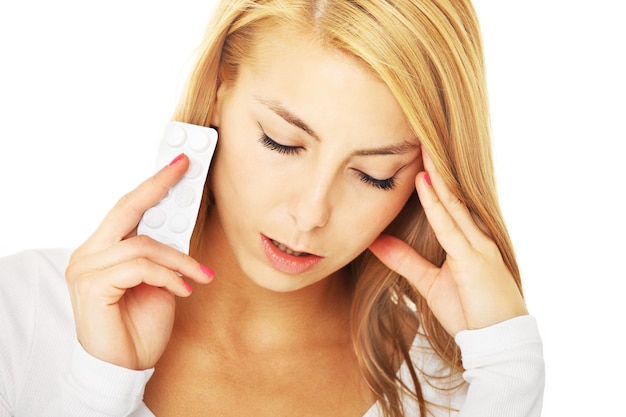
(0, 0, 544, 416)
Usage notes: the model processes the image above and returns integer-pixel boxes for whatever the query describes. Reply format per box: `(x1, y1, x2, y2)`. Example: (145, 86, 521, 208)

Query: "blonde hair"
(180, 1, 522, 416)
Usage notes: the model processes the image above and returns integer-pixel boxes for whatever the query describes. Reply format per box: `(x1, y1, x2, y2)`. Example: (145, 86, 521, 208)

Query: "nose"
(289, 174, 333, 232)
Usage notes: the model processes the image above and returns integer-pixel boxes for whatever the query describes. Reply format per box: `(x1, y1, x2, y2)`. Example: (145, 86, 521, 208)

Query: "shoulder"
(0, 247, 74, 339)
(0, 247, 72, 271)
(0, 247, 72, 317)
(402, 330, 467, 415)
(0, 248, 71, 287)
(0, 248, 73, 320)
(386, 308, 466, 415)
(0, 247, 75, 328)
(378, 313, 544, 416)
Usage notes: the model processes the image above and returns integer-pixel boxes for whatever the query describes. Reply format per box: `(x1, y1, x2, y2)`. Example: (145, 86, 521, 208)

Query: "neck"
(178, 209, 353, 352)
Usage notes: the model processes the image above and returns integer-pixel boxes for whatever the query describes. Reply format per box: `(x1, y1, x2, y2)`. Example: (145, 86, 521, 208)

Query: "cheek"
(212, 154, 264, 214)
(338, 187, 415, 248)
(210, 138, 292, 233)
(210, 131, 259, 215)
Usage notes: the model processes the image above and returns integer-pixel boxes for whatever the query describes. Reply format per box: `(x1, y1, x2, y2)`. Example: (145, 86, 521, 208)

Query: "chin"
(248, 269, 319, 293)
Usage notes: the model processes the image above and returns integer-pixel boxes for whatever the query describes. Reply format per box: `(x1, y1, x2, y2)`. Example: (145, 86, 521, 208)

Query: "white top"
(0, 249, 544, 416)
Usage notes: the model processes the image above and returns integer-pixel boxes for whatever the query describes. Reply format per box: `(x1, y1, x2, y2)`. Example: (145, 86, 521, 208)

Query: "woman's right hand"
(65, 154, 213, 370)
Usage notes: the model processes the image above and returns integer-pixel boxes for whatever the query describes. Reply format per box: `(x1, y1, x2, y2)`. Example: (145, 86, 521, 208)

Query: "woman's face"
(210, 28, 422, 292)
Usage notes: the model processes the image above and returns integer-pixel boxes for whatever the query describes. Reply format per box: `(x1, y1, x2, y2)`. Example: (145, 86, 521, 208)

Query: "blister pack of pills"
(137, 121, 218, 254)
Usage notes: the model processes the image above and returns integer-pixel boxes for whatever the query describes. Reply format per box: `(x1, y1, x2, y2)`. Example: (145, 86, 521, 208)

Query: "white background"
(1, 1, 624, 415)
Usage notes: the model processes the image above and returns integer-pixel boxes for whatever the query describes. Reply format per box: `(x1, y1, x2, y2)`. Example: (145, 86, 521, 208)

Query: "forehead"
(235, 27, 416, 146)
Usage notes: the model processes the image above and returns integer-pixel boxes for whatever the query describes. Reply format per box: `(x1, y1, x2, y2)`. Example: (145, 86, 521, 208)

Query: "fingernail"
(169, 153, 185, 166)
(424, 171, 432, 186)
(200, 264, 215, 279)
(184, 281, 193, 293)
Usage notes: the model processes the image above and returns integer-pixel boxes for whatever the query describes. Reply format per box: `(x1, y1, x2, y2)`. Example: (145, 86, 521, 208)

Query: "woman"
(0, 0, 544, 416)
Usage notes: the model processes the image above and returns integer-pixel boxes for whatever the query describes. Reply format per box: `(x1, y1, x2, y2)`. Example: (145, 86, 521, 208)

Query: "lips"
(261, 235, 322, 275)
(270, 239, 309, 257)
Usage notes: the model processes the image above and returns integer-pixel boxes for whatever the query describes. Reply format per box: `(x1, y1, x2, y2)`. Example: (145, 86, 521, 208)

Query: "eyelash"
(258, 133, 303, 155)
(258, 132, 397, 191)
(357, 172, 397, 191)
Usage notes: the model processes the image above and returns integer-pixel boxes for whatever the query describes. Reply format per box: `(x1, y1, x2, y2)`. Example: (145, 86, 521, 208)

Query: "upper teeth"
(272, 239, 306, 256)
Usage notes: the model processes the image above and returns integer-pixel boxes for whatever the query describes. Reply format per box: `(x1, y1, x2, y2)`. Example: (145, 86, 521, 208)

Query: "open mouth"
(270, 239, 310, 257)
(261, 235, 322, 275)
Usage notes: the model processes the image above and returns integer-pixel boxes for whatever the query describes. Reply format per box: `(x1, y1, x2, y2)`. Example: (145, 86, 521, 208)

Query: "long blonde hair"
(180, 1, 522, 416)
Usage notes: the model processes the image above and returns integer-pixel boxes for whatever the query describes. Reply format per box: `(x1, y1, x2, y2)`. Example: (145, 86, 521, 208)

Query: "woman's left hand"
(368, 148, 528, 337)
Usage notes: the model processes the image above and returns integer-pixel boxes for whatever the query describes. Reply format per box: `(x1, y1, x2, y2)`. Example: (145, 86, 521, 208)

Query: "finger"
(80, 154, 190, 253)
(368, 234, 438, 298)
(420, 148, 488, 246)
(74, 257, 194, 302)
(415, 169, 473, 261)
(370, 234, 471, 335)
(68, 234, 214, 285)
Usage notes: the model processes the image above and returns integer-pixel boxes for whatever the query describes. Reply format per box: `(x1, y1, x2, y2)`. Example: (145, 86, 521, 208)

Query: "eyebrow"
(256, 97, 320, 140)
(255, 96, 419, 156)
(352, 142, 419, 156)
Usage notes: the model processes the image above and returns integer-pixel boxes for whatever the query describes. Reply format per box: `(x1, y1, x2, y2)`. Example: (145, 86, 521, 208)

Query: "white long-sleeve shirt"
(0, 249, 544, 416)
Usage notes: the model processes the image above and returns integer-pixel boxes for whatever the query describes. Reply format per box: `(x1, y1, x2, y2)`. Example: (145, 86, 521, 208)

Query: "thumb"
(368, 234, 437, 298)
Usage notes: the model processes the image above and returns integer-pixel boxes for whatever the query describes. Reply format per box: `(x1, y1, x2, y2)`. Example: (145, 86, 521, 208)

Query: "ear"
(416, 144, 425, 172)
(210, 81, 230, 128)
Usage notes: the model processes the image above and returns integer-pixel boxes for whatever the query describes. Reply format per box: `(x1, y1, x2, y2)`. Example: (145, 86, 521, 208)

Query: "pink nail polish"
(184, 281, 193, 293)
(169, 153, 185, 166)
(424, 171, 432, 186)
(200, 264, 214, 279)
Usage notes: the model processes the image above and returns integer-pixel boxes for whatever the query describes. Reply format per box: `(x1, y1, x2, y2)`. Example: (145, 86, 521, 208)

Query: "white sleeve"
(455, 315, 545, 416)
(0, 251, 39, 417)
(0, 392, 10, 417)
(44, 340, 155, 417)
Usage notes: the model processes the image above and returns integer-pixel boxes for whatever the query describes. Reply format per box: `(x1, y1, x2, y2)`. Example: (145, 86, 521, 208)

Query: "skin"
(206, 31, 422, 294)
(370, 150, 528, 337)
(65, 27, 527, 415)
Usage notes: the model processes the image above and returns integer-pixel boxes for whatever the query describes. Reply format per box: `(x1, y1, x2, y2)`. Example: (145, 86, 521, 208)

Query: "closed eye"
(355, 170, 396, 191)
(258, 133, 303, 156)
(259, 127, 398, 191)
